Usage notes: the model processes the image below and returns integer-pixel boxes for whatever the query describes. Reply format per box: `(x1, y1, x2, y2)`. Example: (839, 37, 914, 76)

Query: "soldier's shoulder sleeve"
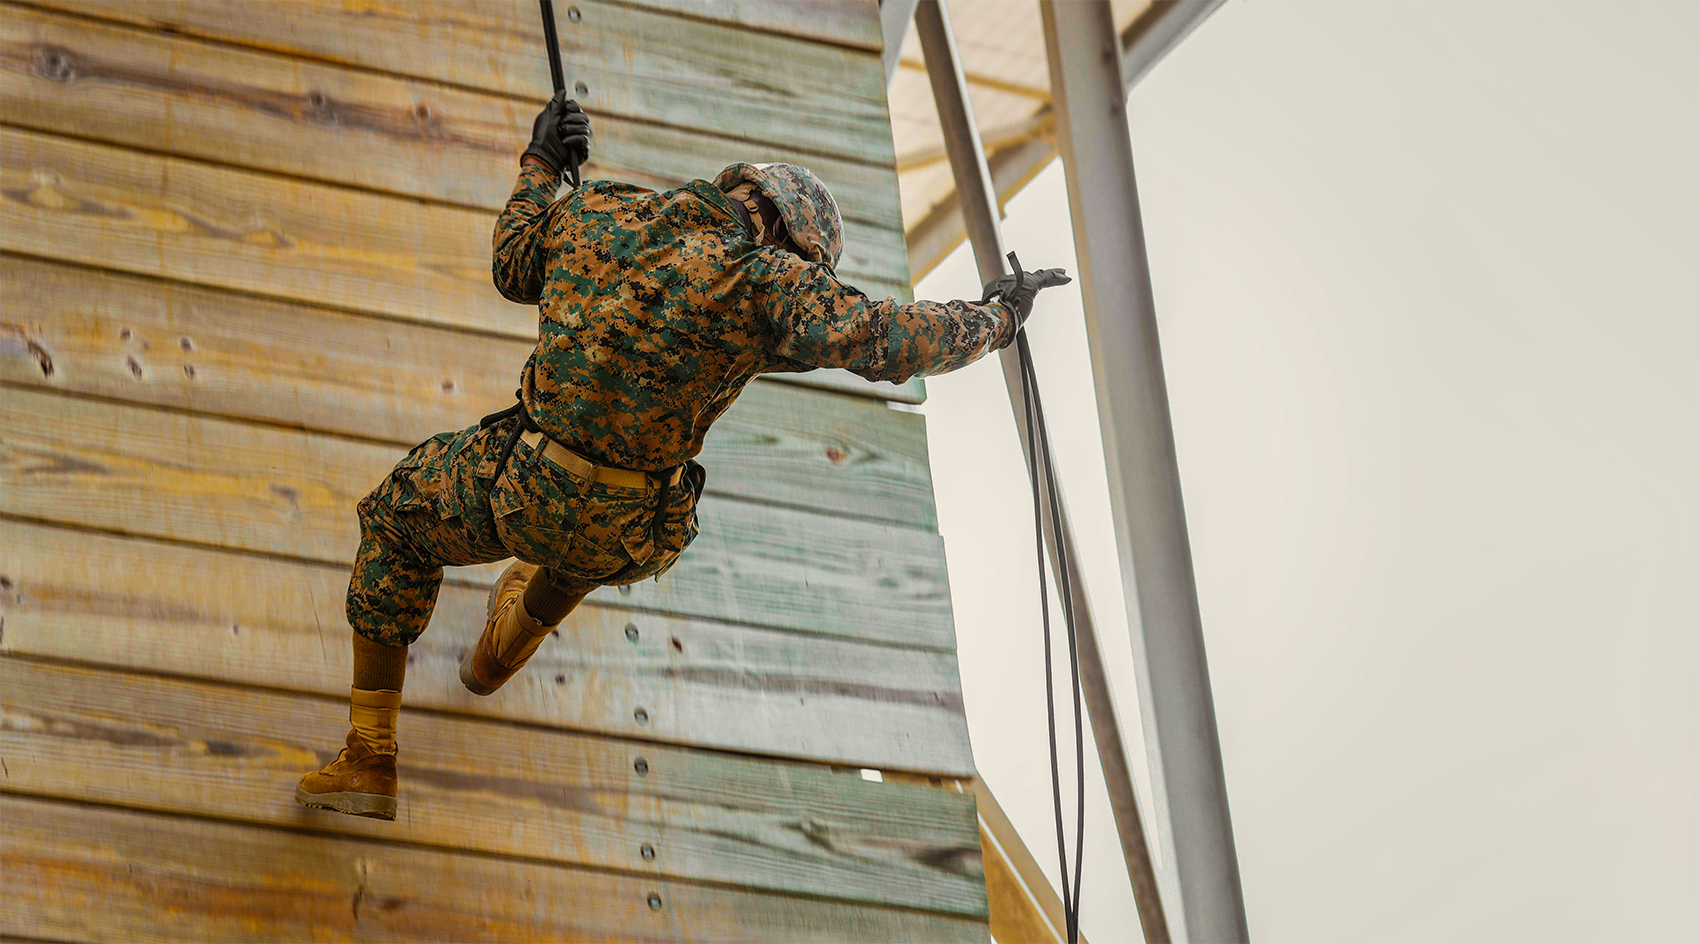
(492, 164, 567, 304)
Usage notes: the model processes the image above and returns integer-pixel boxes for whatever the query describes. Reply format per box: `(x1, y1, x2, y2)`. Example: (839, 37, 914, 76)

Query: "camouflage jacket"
(493, 164, 1015, 470)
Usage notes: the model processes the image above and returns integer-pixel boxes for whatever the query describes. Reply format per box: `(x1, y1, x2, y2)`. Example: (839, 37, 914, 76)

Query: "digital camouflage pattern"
(349, 161, 1015, 647)
(347, 421, 698, 647)
(493, 162, 1017, 471)
(712, 162, 844, 270)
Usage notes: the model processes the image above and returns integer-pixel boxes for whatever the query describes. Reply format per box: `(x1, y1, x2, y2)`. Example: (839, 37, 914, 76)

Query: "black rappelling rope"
(537, 0, 581, 189)
(1010, 252, 1088, 944)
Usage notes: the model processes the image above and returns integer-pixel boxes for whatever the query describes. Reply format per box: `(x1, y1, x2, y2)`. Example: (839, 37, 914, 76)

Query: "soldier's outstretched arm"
(757, 252, 1065, 384)
(491, 93, 593, 304)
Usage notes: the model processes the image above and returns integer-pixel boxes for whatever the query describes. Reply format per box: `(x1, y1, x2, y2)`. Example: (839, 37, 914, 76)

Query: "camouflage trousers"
(347, 420, 701, 647)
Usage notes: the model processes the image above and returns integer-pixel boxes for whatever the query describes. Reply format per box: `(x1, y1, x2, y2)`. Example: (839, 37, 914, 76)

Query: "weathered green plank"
(0, 793, 988, 942)
(0, 126, 910, 338)
(0, 388, 956, 648)
(0, 657, 984, 913)
(26, 0, 898, 166)
(0, 257, 935, 525)
(0, 517, 976, 774)
(0, 2, 906, 236)
(620, 0, 884, 50)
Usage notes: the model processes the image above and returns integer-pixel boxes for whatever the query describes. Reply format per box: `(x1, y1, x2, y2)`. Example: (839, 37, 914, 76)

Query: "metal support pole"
(879, 0, 920, 85)
(1039, 3, 1248, 941)
(914, 2, 1168, 940)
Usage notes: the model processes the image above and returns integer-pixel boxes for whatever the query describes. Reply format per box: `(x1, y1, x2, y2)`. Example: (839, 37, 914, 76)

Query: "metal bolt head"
(624, 622, 639, 641)
(567, 5, 581, 21)
(634, 757, 649, 775)
(640, 843, 655, 861)
(633, 707, 649, 725)
(647, 892, 662, 911)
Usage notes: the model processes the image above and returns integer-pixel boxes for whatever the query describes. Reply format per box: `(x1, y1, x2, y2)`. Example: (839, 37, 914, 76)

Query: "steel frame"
(1039, 2, 1247, 940)
(914, 1, 1168, 939)
(910, 1, 1248, 940)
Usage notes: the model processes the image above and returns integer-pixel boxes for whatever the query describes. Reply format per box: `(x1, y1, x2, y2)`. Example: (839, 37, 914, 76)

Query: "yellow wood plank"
(971, 779, 1081, 944)
(0, 388, 957, 649)
(0, 657, 984, 914)
(0, 256, 936, 525)
(0, 517, 976, 774)
(0, 2, 907, 236)
(0, 126, 909, 337)
(0, 793, 989, 941)
(26, 0, 898, 165)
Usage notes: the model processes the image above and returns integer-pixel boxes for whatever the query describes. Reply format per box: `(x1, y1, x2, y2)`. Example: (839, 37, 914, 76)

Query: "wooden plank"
(0, 388, 957, 649)
(620, 0, 884, 50)
(0, 2, 907, 234)
(0, 126, 911, 337)
(0, 794, 988, 941)
(0, 257, 936, 526)
(0, 657, 984, 915)
(26, 0, 898, 165)
(0, 518, 976, 774)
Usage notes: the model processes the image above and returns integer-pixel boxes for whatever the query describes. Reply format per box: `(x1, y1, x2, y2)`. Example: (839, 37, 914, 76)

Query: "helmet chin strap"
(725, 183, 787, 250)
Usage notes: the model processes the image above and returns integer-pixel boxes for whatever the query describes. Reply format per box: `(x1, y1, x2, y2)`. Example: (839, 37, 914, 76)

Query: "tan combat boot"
(460, 561, 559, 696)
(295, 688, 401, 821)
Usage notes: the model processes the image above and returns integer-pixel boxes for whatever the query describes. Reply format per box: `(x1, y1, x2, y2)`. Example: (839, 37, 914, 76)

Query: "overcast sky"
(915, 2, 1698, 941)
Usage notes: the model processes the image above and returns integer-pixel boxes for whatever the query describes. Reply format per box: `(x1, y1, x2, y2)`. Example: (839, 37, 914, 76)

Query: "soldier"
(296, 93, 1071, 820)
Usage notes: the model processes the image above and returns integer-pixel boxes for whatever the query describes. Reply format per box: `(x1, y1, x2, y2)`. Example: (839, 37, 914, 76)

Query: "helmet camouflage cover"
(713, 162, 844, 272)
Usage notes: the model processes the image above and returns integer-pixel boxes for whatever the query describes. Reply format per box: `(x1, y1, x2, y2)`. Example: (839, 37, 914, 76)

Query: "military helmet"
(714, 162, 843, 272)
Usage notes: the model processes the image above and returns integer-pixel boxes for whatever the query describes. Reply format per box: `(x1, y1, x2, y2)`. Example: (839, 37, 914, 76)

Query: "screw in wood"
(633, 707, 649, 725)
(625, 622, 639, 641)
(567, 5, 581, 21)
(647, 893, 662, 911)
(618, 583, 632, 596)
(574, 81, 589, 97)
(640, 843, 655, 861)
(633, 757, 649, 775)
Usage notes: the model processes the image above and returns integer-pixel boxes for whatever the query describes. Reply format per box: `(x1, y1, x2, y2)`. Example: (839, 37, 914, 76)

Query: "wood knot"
(0, 323, 54, 378)
(32, 45, 78, 84)
(824, 446, 849, 465)
(125, 355, 143, 379)
(304, 90, 339, 124)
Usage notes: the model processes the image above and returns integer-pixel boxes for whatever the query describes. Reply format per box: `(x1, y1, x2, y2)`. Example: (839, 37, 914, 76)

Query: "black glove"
(981, 252, 1072, 329)
(522, 91, 591, 183)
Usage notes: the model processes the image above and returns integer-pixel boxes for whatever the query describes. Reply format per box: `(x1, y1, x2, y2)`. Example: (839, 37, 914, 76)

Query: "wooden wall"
(0, 1, 988, 939)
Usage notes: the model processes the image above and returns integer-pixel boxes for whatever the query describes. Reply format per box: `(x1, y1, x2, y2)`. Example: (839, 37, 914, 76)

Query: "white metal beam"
(905, 0, 1228, 284)
(1122, 0, 1230, 90)
(879, 0, 920, 85)
(1039, 2, 1247, 941)
(914, 2, 1169, 940)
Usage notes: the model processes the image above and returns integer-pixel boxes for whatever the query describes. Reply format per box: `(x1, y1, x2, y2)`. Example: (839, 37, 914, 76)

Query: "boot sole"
(459, 651, 498, 696)
(295, 785, 397, 821)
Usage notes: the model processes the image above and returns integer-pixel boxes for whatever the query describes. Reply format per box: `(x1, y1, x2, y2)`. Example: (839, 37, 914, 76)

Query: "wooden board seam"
(2, 1, 904, 179)
(0, 378, 943, 534)
(0, 512, 963, 658)
(0, 646, 952, 767)
(0, 783, 983, 920)
(596, 0, 884, 53)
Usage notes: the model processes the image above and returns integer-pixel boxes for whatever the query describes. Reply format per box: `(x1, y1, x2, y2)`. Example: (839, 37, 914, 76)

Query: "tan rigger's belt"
(519, 430, 684, 491)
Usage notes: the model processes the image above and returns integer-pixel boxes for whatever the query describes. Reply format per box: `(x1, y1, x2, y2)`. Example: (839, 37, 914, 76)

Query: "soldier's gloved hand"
(522, 91, 591, 177)
(981, 252, 1072, 331)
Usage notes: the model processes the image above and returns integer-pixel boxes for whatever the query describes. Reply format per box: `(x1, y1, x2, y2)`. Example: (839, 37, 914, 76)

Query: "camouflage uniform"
(347, 161, 1016, 647)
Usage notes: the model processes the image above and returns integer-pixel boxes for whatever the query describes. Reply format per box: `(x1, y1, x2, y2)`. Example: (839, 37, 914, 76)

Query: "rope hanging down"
(537, 0, 581, 189)
(1010, 252, 1088, 944)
